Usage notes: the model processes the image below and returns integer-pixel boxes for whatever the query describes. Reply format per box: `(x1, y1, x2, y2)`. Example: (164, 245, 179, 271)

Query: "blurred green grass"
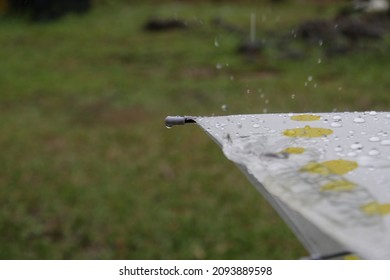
(0, 0, 389, 259)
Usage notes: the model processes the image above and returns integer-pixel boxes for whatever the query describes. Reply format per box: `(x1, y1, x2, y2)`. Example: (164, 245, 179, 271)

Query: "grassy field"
(0, 0, 389, 259)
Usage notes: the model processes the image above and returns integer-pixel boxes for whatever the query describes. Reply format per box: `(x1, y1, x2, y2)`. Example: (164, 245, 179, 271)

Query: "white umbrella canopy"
(166, 112, 390, 259)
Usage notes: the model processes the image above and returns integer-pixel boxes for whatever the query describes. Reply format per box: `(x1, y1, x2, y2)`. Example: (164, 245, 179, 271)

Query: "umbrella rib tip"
(165, 116, 195, 128)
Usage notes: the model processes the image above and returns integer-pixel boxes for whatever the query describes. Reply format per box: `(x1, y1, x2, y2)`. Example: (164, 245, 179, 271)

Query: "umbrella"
(165, 112, 390, 259)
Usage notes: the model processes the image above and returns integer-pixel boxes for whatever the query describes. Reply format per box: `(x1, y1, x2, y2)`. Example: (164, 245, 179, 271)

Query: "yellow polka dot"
(361, 202, 390, 216)
(283, 126, 333, 138)
(301, 160, 358, 175)
(282, 147, 306, 154)
(290, 114, 321, 121)
(321, 180, 356, 192)
(344, 255, 361, 260)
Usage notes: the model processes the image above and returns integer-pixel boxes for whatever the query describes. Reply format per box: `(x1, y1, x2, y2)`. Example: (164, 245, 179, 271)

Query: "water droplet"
(368, 111, 377, 116)
(304, 82, 308, 87)
(334, 145, 343, 152)
(331, 122, 342, 128)
(350, 143, 363, 150)
(313, 83, 318, 88)
(333, 115, 342, 121)
(317, 58, 322, 64)
(353, 117, 365, 124)
(216, 63, 223, 70)
(265, 99, 269, 105)
(318, 40, 323, 46)
(221, 104, 228, 111)
(214, 37, 220, 47)
(368, 149, 380, 156)
(369, 136, 380, 142)
(307, 76, 313, 82)
(347, 152, 357, 157)
(263, 108, 268, 113)
(381, 140, 390, 146)
(291, 94, 295, 99)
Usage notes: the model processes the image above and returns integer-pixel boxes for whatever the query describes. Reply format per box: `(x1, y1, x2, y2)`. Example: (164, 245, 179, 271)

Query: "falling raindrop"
(229, 75, 234, 81)
(317, 58, 322, 64)
(291, 94, 295, 99)
(214, 37, 220, 47)
(292, 30, 297, 38)
(216, 63, 223, 70)
(265, 99, 269, 105)
(313, 83, 318, 88)
(251, 13, 257, 43)
(221, 104, 228, 111)
(307, 76, 313, 82)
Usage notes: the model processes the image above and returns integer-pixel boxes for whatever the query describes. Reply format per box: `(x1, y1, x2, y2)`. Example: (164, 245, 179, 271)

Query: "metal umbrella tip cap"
(165, 116, 186, 128)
